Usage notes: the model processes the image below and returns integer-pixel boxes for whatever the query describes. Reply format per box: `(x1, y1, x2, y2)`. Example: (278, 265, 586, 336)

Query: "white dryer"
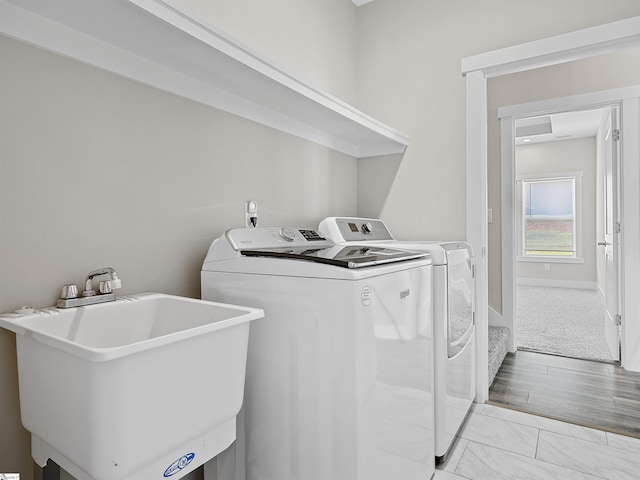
(319, 217, 475, 463)
(201, 227, 435, 480)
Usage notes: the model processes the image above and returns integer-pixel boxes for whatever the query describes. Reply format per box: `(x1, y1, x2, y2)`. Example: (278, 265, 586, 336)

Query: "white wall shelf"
(0, 0, 409, 158)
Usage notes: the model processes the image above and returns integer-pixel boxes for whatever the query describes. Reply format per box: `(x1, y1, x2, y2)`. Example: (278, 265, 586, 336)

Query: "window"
(517, 173, 583, 263)
(523, 178, 575, 255)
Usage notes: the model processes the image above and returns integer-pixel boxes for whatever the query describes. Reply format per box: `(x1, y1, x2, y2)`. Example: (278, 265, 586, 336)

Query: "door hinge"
(615, 314, 622, 326)
(613, 129, 620, 141)
(615, 221, 621, 234)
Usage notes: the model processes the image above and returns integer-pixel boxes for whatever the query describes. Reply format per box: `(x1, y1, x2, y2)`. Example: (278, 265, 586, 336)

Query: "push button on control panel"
(300, 229, 326, 241)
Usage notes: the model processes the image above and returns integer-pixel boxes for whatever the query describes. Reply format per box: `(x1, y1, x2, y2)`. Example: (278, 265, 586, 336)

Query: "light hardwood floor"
(488, 350, 640, 438)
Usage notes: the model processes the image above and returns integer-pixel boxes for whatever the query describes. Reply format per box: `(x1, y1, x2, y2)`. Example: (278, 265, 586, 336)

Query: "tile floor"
(53, 402, 640, 480)
(434, 403, 640, 480)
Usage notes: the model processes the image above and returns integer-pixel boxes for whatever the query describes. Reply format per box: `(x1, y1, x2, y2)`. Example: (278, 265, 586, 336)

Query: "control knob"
(361, 222, 373, 234)
(279, 227, 297, 242)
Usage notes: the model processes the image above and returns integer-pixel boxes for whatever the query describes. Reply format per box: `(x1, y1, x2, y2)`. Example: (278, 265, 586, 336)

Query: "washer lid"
(240, 245, 428, 269)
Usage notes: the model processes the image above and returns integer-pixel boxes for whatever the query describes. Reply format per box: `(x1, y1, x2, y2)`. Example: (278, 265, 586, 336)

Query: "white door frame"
(462, 16, 640, 402)
(498, 88, 640, 365)
(603, 106, 622, 361)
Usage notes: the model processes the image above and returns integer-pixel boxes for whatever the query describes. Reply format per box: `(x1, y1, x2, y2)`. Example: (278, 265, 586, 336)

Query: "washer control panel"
(279, 227, 297, 242)
(225, 227, 329, 250)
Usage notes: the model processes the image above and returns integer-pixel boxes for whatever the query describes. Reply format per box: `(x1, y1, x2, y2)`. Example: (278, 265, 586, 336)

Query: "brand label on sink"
(163, 452, 195, 477)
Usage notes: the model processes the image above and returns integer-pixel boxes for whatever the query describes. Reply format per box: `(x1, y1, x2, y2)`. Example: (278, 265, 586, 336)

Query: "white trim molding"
(462, 16, 640, 78)
(466, 69, 489, 402)
(517, 277, 598, 290)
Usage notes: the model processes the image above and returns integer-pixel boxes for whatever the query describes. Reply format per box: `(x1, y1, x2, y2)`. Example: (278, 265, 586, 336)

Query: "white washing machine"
(201, 227, 435, 480)
(319, 217, 475, 463)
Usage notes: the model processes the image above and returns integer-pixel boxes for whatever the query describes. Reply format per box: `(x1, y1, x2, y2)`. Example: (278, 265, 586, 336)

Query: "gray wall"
(515, 138, 598, 283)
(4, 0, 640, 477)
(356, 0, 640, 243)
(0, 0, 357, 477)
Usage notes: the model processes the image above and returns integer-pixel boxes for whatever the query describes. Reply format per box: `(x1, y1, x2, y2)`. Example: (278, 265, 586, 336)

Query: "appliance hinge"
(615, 314, 622, 326)
(613, 129, 620, 141)
(615, 221, 621, 234)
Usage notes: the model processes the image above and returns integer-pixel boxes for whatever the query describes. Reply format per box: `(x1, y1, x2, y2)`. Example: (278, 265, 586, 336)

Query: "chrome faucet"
(83, 267, 122, 297)
(56, 267, 122, 308)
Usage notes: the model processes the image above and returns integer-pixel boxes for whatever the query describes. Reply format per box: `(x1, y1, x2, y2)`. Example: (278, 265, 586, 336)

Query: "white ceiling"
(515, 108, 607, 145)
(351, 0, 376, 6)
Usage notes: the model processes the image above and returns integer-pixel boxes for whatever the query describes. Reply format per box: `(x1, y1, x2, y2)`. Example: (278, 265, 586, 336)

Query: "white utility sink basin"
(0, 293, 263, 480)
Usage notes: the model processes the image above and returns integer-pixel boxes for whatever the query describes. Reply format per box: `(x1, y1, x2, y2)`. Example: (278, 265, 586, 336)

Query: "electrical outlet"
(245, 200, 258, 227)
(544, 263, 550, 271)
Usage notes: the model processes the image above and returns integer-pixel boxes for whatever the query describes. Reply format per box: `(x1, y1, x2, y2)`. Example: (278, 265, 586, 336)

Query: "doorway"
(498, 96, 626, 362)
(509, 106, 620, 363)
(462, 16, 640, 403)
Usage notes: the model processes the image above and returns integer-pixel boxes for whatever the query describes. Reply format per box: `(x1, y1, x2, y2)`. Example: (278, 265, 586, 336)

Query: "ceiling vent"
(516, 116, 553, 137)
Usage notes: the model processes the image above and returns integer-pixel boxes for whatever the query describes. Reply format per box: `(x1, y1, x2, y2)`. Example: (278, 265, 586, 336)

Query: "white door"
(601, 107, 621, 362)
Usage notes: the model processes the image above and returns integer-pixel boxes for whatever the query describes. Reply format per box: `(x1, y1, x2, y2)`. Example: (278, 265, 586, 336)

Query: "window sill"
(517, 256, 584, 264)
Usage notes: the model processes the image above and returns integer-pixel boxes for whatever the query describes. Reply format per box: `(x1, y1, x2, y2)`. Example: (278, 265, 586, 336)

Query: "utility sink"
(0, 293, 263, 480)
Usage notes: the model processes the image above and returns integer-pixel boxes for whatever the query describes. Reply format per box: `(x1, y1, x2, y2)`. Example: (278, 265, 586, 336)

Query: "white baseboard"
(596, 284, 606, 304)
(516, 277, 598, 290)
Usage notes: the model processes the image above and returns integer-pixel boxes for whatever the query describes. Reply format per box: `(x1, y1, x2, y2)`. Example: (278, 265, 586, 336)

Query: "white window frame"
(516, 171, 584, 264)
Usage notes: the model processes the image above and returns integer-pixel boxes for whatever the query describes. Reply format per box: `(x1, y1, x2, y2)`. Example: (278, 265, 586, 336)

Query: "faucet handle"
(61, 284, 78, 299)
(99, 281, 113, 294)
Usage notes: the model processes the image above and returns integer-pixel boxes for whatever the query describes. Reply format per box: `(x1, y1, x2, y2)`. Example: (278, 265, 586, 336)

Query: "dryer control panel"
(318, 217, 395, 242)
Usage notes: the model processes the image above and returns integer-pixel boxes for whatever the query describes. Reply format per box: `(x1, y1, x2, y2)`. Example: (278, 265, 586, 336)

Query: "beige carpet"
(516, 285, 613, 362)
